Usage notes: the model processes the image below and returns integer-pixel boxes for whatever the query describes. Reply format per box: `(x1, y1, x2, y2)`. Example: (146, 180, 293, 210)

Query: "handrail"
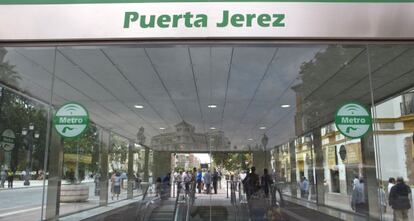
(172, 181, 182, 221)
(135, 183, 151, 221)
(186, 181, 196, 221)
(141, 182, 150, 201)
(172, 180, 196, 221)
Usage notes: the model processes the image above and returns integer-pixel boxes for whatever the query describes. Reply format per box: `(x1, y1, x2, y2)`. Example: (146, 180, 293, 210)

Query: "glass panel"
(321, 122, 364, 212)
(2, 43, 413, 221)
(108, 133, 129, 202)
(60, 123, 101, 215)
(0, 47, 54, 221)
(269, 45, 373, 217)
(132, 143, 145, 197)
(369, 44, 414, 221)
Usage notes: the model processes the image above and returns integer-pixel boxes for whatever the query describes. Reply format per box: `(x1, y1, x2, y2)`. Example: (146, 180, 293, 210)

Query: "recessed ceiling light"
(281, 104, 290, 108)
(210, 127, 216, 130)
(134, 105, 144, 109)
(208, 104, 217, 108)
(159, 127, 165, 130)
(259, 126, 267, 130)
(248, 138, 253, 141)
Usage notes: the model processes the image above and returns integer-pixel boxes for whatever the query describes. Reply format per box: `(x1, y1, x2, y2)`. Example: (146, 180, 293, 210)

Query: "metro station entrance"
(0, 43, 414, 221)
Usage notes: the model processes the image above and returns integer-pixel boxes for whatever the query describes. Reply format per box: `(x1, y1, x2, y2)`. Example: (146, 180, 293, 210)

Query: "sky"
(193, 153, 211, 163)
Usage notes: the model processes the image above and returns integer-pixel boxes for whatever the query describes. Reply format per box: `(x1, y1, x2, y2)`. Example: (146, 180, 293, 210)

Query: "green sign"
(335, 102, 372, 139)
(124, 11, 285, 29)
(53, 103, 89, 138)
(1, 129, 15, 151)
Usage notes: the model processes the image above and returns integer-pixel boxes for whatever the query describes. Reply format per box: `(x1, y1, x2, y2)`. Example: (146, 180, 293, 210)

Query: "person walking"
(243, 166, 260, 200)
(261, 168, 273, 198)
(218, 169, 222, 189)
(388, 177, 396, 195)
(212, 168, 219, 194)
(351, 178, 366, 214)
(7, 169, 14, 189)
(0, 170, 6, 188)
(135, 172, 141, 190)
(111, 171, 122, 200)
(161, 172, 171, 199)
(299, 176, 309, 199)
(94, 172, 101, 196)
(378, 181, 387, 213)
(120, 171, 127, 189)
(389, 177, 411, 221)
(191, 167, 197, 200)
(110, 172, 115, 199)
(183, 171, 191, 196)
(175, 171, 183, 194)
(204, 170, 212, 194)
(196, 169, 203, 194)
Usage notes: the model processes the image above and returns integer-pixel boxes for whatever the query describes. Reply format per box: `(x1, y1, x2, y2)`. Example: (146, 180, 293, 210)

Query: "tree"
(108, 134, 129, 172)
(0, 88, 48, 172)
(211, 152, 252, 172)
(62, 124, 100, 182)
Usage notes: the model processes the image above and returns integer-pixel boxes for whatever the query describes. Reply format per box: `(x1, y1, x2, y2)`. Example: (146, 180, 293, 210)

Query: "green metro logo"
(53, 103, 89, 138)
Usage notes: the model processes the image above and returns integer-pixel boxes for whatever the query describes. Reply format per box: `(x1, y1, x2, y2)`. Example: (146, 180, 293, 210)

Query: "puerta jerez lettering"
(124, 10, 285, 29)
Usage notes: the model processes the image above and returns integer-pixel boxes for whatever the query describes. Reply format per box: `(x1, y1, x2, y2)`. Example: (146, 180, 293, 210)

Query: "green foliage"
(108, 134, 129, 171)
(211, 152, 252, 172)
(0, 87, 48, 171)
(63, 125, 99, 155)
(174, 166, 185, 173)
(63, 124, 100, 181)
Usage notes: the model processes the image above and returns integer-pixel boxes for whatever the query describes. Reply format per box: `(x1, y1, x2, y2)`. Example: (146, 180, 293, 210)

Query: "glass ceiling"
(1, 44, 413, 151)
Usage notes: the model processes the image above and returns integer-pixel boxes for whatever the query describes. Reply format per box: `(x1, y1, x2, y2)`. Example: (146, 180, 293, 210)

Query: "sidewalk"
(0, 180, 46, 190)
(0, 178, 96, 191)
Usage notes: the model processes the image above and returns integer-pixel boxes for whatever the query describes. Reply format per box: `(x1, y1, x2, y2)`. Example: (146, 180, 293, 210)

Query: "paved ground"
(0, 180, 142, 221)
(0, 180, 46, 190)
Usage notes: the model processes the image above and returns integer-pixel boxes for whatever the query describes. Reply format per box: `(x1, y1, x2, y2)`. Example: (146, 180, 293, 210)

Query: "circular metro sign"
(1, 129, 16, 151)
(335, 102, 372, 139)
(53, 103, 89, 138)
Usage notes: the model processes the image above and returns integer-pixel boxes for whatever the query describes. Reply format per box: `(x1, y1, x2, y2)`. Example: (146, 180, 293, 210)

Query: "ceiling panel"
(3, 44, 413, 150)
(102, 47, 181, 127)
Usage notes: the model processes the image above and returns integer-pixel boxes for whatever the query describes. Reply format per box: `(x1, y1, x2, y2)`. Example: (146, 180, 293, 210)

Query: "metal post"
(45, 128, 64, 220)
(238, 182, 241, 201)
(99, 130, 109, 206)
(173, 180, 176, 198)
(361, 131, 380, 219)
(143, 146, 149, 182)
(313, 128, 325, 205)
(75, 142, 80, 182)
(226, 180, 229, 198)
(24, 141, 32, 186)
(289, 140, 297, 197)
(127, 140, 134, 199)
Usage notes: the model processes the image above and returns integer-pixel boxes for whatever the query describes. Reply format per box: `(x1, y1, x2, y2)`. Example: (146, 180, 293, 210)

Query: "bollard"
(226, 180, 229, 198)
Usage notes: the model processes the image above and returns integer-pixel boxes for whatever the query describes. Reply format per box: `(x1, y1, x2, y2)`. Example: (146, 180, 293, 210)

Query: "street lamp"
(22, 123, 39, 186)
